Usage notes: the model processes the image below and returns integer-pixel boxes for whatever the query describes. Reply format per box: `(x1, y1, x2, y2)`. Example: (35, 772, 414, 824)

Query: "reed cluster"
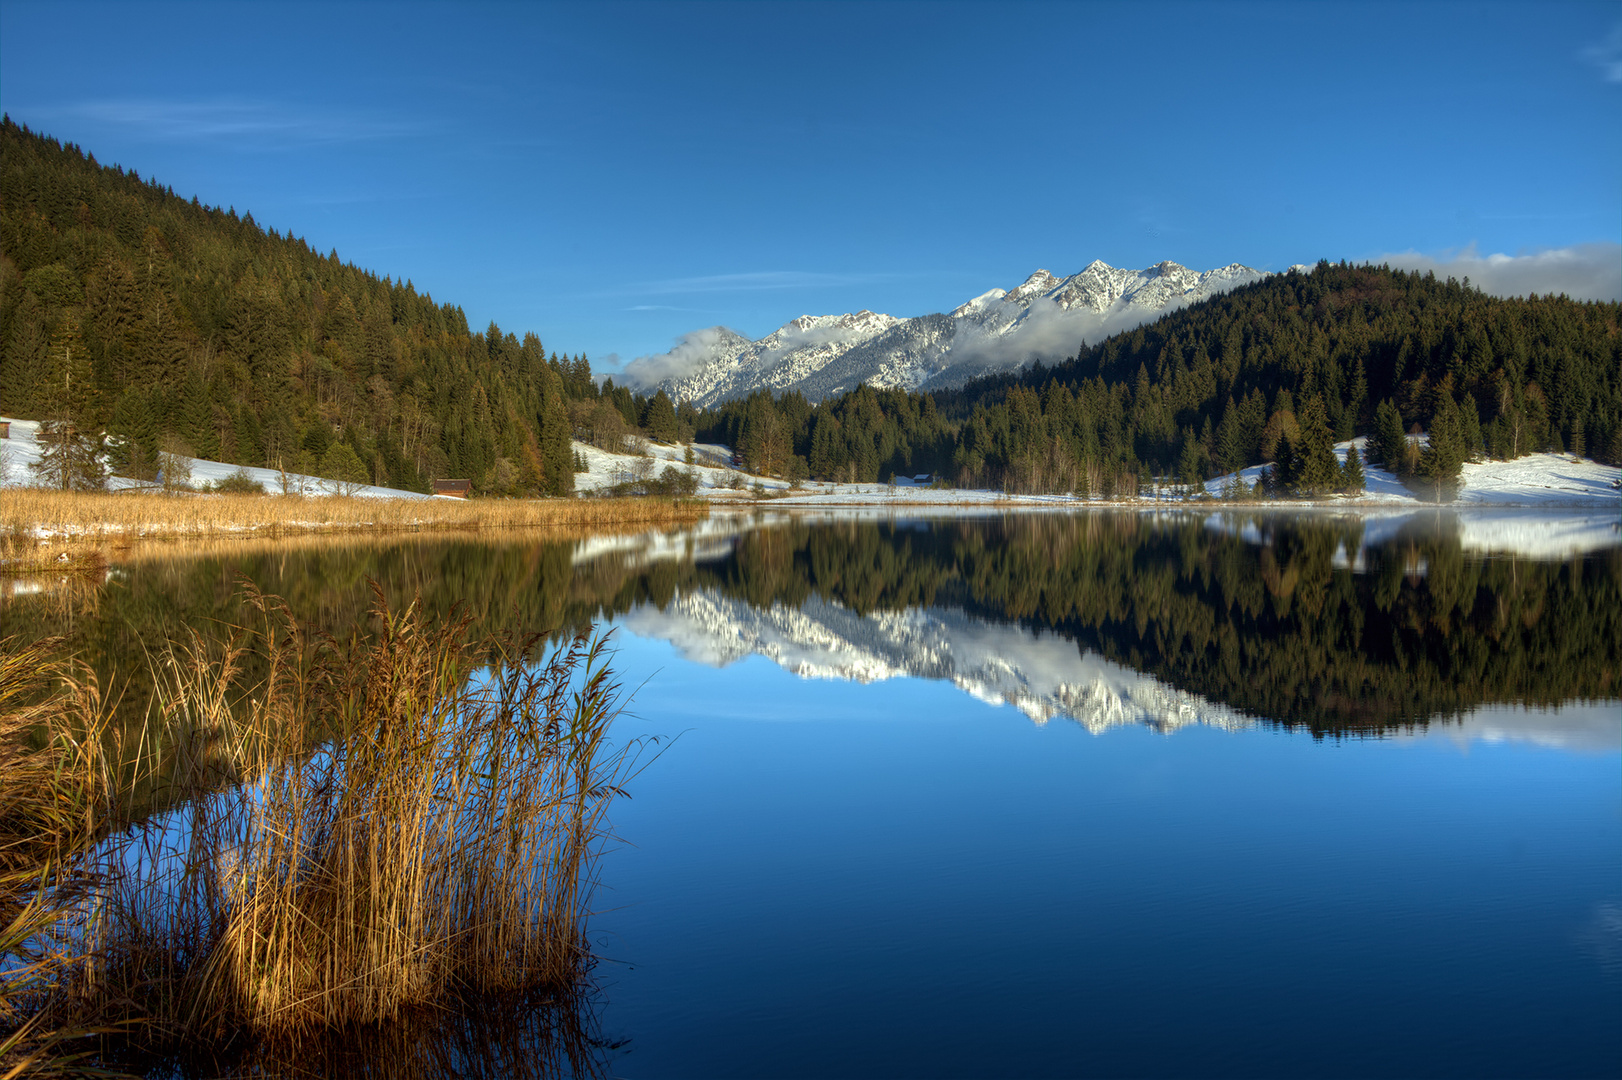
(0, 488, 708, 572)
(1, 585, 642, 1074)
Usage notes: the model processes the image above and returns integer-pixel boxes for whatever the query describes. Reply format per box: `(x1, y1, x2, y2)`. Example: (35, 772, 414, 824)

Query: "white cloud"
(31, 98, 413, 145)
(943, 295, 1218, 378)
(619, 327, 743, 390)
(1581, 22, 1622, 82)
(1377, 244, 1622, 302)
(625, 270, 892, 297)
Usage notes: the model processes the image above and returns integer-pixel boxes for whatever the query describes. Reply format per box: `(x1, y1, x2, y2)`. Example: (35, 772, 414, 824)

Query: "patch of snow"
(1, 416, 432, 500)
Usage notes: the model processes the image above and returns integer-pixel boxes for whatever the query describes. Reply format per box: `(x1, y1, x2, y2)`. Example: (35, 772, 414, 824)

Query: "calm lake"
(6, 508, 1619, 1078)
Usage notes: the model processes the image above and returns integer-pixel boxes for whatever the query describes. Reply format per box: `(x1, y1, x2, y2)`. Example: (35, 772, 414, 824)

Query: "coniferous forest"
(3, 117, 1620, 500)
(0, 118, 593, 496)
(700, 264, 1622, 496)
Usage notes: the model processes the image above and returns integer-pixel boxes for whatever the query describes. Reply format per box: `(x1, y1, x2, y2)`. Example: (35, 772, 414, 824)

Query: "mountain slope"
(624, 260, 1273, 406)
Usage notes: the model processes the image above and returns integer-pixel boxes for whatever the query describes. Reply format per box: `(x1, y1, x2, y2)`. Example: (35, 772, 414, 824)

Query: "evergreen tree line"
(932, 260, 1621, 496)
(683, 262, 1619, 499)
(0, 117, 597, 496)
(6, 117, 1616, 502)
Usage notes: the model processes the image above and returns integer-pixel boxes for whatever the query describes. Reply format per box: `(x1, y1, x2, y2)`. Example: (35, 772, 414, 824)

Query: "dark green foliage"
(1417, 393, 1467, 502)
(642, 390, 678, 444)
(0, 118, 595, 497)
(1459, 393, 1483, 462)
(1177, 427, 1203, 492)
(1369, 400, 1407, 469)
(1287, 394, 1340, 496)
(209, 468, 266, 494)
(1340, 443, 1366, 493)
(107, 388, 160, 480)
(319, 441, 368, 493)
(930, 261, 1622, 488)
(28, 316, 106, 489)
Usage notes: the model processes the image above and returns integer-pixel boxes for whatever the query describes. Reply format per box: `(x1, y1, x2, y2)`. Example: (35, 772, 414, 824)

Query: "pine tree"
(1418, 393, 1466, 503)
(1371, 400, 1406, 470)
(1215, 397, 1243, 475)
(1178, 427, 1203, 494)
(1459, 394, 1483, 462)
(1340, 443, 1366, 494)
(1292, 394, 1339, 496)
(108, 389, 159, 480)
(319, 442, 368, 496)
(643, 389, 679, 443)
(538, 368, 574, 497)
(30, 319, 107, 490)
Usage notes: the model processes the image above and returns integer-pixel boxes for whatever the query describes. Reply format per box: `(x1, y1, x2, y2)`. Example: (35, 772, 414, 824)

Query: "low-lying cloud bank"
(620, 326, 738, 389)
(1378, 244, 1621, 302)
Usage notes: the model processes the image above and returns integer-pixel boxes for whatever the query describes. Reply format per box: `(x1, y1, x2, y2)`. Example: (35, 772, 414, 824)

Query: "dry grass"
(0, 488, 707, 572)
(0, 585, 645, 1074)
(0, 639, 131, 1078)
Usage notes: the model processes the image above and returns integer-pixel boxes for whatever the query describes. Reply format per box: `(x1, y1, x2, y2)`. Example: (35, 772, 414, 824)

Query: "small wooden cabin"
(433, 478, 472, 499)
(0, 421, 10, 439)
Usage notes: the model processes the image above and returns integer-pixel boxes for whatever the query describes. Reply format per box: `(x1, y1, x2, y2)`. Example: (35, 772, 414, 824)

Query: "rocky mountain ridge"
(622, 259, 1282, 407)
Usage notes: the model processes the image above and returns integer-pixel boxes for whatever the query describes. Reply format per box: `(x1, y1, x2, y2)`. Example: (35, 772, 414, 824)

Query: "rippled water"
(7, 507, 1619, 1077)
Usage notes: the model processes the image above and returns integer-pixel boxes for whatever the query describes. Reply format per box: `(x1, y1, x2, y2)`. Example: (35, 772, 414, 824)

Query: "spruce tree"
(108, 389, 159, 480)
(1293, 394, 1339, 495)
(644, 389, 679, 444)
(1371, 400, 1406, 469)
(1418, 394, 1466, 503)
(538, 366, 574, 497)
(1340, 443, 1366, 494)
(1459, 394, 1483, 462)
(1178, 427, 1203, 493)
(30, 319, 107, 490)
(319, 442, 368, 496)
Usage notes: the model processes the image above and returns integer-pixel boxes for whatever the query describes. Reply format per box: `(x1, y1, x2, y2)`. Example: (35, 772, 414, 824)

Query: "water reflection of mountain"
(4, 511, 1618, 738)
(619, 590, 1253, 734)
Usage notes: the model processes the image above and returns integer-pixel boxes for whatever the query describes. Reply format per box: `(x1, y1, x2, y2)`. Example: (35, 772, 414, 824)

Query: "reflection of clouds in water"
(1577, 902, 1622, 977)
(1403, 702, 1621, 754)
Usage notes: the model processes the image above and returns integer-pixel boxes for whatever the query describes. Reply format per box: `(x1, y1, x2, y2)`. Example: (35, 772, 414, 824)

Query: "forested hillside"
(698, 263, 1622, 496)
(4, 118, 1617, 501)
(0, 118, 594, 495)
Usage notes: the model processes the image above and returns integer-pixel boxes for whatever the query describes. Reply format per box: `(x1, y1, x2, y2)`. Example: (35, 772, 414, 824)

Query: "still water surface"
(6, 509, 1619, 1077)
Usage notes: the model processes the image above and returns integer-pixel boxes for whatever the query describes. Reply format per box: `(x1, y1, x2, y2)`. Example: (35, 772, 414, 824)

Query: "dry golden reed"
(0, 487, 707, 571)
(0, 584, 646, 1072)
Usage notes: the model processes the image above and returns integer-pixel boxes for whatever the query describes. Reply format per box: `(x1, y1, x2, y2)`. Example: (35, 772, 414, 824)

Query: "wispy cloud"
(29, 98, 415, 145)
(1581, 22, 1622, 82)
(617, 270, 901, 298)
(1376, 243, 1621, 302)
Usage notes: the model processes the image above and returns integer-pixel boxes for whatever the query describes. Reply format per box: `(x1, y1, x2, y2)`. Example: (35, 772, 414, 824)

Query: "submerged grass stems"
(0, 638, 130, 1078)
(1, 584, 645, 1073)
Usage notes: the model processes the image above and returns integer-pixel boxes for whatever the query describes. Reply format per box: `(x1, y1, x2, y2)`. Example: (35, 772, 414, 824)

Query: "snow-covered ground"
(1201, 436, 1620, 508)
(0, 417, 432, 499)
(6, 413, 1618, 514)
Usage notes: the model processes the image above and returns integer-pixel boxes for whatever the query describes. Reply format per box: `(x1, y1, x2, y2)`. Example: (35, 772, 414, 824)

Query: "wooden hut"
(432, 479, 472, 499)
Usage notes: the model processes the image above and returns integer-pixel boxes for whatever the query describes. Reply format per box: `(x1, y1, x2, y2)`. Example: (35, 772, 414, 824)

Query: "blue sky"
(1, 1, 1618, 373)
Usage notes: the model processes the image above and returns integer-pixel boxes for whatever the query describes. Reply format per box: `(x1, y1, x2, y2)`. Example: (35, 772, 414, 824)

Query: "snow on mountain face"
(619, 260, 1269, 407)
(615, 588, 1253, 736)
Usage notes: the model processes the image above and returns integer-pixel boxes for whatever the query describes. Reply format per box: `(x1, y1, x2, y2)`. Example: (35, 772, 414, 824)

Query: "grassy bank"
(0, 488, 708, 573)
(0, 587, 641, 1075)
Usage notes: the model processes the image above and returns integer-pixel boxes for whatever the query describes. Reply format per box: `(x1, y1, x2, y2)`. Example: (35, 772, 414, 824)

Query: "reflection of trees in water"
(686, 513, 1621, 731)
(132, 983, 615, 1079)
(5, 515, 1618, 736)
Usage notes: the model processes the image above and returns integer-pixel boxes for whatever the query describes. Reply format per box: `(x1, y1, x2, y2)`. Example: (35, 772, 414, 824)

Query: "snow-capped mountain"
(620, 260, 1276, 407)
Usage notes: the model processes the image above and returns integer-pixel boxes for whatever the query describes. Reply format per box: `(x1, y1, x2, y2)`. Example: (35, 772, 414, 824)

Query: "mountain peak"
(623, 257, 1267, 406)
